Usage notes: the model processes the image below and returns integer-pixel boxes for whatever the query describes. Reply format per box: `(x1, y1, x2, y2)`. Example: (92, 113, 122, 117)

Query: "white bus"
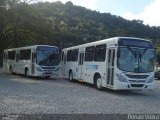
(60, 37, 155, 90)
(3, 45, 59, 77)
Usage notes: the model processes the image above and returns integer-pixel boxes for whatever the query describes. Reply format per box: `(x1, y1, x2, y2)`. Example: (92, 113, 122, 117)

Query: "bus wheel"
(95, 76, 103, 90)
(69, 71, 74, 82)
(25, 69, 29, 77)
(9, 67, 13, 75)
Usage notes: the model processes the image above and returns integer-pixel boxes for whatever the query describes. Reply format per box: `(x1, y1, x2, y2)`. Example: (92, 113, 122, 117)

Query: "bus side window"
(20, 49, 31, 60)
(112, 49, 115, 66)
(67, 50, 72, 61)
(94, 44, 106, 61)
(8, 51, 16, 60)
(79, 52, 84, 65)
(72, 49, 78, 61)
(108, 49, 111, 65)
(85, 46, 95, 61)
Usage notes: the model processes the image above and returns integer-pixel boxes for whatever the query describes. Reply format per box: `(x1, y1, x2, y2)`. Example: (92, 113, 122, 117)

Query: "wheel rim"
(97, 78, 102, 89)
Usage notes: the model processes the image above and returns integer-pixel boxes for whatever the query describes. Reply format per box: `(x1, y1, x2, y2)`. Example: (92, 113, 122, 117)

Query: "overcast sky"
(42, 0, 160, 26)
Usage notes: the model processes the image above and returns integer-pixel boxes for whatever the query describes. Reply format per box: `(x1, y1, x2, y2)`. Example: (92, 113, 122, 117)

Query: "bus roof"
(4, 45, 58, 52)
(63, 37, 152, 50)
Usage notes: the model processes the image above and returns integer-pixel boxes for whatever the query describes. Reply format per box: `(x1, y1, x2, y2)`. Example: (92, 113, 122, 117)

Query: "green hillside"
(1, 0, 160, 64)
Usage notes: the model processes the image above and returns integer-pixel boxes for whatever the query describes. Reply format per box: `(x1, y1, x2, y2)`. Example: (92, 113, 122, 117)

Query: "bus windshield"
(117, 47, 154, 73)
(36, 47, 59, 66)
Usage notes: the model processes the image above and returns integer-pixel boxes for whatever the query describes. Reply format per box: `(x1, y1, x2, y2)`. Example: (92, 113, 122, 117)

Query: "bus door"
(31, 52, 35, 74)
(61, 51, 67, 76)
(13, 53, 20, 73)
(107, 48, 115, 87)
(78, 51, 84, 80)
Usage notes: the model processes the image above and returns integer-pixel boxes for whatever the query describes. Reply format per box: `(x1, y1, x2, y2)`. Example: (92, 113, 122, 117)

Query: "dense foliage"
(1, 0, 160, 64)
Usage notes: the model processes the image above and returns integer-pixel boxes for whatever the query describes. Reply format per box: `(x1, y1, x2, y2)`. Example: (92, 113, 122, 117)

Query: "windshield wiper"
(127, 46, 137, 59)
(139, 48, 148, 62)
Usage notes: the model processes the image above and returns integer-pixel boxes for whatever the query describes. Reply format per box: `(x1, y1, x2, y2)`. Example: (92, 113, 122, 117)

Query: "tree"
(1, 1, 160, 65)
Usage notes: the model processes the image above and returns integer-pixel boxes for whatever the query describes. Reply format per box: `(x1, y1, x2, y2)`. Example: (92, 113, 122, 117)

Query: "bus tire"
(95, 76, 103, 90)
(25, 68, 29, 77)
(69, 71, 74, 82)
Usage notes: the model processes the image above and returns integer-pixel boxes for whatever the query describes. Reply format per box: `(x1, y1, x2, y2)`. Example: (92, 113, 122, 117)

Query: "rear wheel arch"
(69, 69, 74, 82)
(94, 72, 101, 84)
(9, 65, 13, 74)
(94, 72, 103, 90)
(25, 67, 29, 77)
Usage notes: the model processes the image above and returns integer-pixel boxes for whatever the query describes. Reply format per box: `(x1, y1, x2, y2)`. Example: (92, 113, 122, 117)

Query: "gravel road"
(0, 68, 160, 114)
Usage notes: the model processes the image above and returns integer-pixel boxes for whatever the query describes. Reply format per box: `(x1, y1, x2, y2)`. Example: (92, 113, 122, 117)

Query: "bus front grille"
(129, 80, 146, 83)
(125, 74, 149, 79)
(43, 70, 53, 72)
(41, 67, 56, 69)
(130, 84, 144, 87)
(41, 66, 56, 76)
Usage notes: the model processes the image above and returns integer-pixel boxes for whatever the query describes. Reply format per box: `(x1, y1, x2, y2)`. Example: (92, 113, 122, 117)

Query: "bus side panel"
(70, 62, 79, 79)
(82, 61, 106, 85)
(62, 50, 79, 80)
(82, 61, 94, 83)
(8, 60, 15, 73)
(19, 60, 27, 75)
(98, 62, 107, 87)
(65, 61, 70, 79)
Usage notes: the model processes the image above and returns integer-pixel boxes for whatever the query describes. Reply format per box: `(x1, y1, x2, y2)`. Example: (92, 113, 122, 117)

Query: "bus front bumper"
(114, 81, 154, 90)
(32, 71, 53, 77)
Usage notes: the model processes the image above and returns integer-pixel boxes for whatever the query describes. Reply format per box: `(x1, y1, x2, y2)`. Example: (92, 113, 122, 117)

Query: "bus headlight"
(147, 76, 154, 83)
(36, 67, 43, 72)
(116, 73, 128, 82)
